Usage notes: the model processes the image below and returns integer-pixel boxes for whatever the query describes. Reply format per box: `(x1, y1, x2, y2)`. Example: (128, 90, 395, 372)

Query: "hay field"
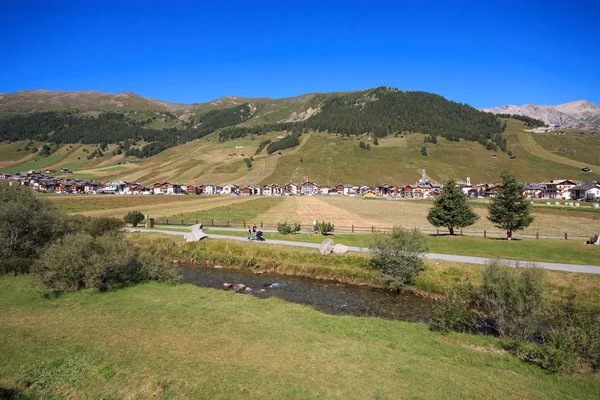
(256, 196, 599, 236)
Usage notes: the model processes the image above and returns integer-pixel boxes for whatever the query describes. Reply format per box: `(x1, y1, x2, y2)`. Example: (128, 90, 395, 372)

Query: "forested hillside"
(0, 87, 509, 158)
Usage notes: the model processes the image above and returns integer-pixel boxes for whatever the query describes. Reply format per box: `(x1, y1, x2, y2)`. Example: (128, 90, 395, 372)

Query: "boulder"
(333, 244, 349, 254)
(234, 284, 246, 292)
(244, 287, 253, 293)
(223, 283, 233, 289)
(184, 226, 209, 243)
(319, 238, 335, 255)
(257, 289, 266, 294)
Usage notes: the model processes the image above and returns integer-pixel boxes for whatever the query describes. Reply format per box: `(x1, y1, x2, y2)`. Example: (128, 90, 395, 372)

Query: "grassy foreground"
(129, 234, 600, 312)
(1, 275, 599, 399)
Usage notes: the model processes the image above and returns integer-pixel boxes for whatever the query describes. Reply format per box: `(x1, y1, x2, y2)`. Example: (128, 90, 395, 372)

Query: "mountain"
(482, 100, 600, 130)
(0, 90, 188, 114)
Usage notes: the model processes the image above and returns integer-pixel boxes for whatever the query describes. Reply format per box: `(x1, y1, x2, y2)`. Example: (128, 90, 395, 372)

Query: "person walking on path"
(252, 224, 257, 239)
(247, 227, 252, 241)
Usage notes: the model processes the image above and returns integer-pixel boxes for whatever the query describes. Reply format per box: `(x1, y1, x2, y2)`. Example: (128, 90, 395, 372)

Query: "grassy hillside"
(2, 275, 599, 399)
(2, 120, 600, 184)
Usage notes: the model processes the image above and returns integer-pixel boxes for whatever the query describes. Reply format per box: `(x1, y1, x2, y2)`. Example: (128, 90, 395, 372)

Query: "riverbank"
(1, 275, 599, 399)
(128, 234, 600, 312)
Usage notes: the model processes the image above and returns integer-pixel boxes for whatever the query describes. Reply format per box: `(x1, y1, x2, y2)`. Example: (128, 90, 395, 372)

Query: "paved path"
(138, 228, 600, 275)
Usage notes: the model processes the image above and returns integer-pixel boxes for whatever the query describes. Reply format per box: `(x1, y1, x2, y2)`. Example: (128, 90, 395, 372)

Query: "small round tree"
(427, 179, 479, 235)
(487, 172, 534, 240)
(123, 210, 145, 227)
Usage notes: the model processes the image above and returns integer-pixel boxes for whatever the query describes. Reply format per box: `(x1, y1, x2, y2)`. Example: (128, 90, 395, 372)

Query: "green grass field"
(1, 275, 599, 399)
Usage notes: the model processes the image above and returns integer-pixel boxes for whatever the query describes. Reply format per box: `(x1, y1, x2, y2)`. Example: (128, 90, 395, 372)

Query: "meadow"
(1, 275, 599, 399)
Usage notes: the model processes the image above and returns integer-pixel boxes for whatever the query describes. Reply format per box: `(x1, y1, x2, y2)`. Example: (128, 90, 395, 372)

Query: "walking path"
(138, 228, 600, 275)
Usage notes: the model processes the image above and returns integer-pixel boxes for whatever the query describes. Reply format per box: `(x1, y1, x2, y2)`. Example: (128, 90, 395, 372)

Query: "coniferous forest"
(0, 87, 508, 158)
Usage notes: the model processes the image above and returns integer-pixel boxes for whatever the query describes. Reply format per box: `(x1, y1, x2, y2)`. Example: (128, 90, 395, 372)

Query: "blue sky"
(1, 0, 598, 108)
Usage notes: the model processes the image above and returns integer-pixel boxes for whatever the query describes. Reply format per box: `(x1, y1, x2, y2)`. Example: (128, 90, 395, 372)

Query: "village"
(1, 169, 599, 202)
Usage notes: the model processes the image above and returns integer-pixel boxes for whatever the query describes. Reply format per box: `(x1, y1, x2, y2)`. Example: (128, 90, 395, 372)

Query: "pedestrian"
(252, 224, 257, 238)
(247, 227, 252, 241)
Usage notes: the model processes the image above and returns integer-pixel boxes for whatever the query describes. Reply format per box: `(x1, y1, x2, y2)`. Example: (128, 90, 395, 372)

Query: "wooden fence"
(151, 219, 592, 241)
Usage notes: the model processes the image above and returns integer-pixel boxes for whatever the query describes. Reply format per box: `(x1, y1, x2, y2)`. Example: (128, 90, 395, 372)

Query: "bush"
(506, 294, 600, 373)
(123, 210, 145, 227)
(315, 221, 334, 235)
(86, 217, 126, 237)
(368, 227, 428, 289)
(277, 222, 301, 235)
(478, 262, 547, 339)
(32, 233, 181, 293)
(430, 283, 481, 334)
(0, 182, 64, 262)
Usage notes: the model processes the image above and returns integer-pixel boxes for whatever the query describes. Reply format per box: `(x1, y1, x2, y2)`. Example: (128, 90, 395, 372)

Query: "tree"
(487, 172, 534, 240)
(421, 146, 427, 156)
(124, 210, 145, 227)
(369, 227, 428, 289)
(427, 180, 479, 235)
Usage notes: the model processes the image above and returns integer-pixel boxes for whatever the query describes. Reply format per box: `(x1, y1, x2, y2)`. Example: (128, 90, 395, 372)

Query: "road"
(137, 228, 600, 275)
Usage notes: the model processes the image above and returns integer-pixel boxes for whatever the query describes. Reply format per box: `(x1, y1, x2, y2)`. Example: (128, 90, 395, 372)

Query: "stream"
(182, 264, 436, 322)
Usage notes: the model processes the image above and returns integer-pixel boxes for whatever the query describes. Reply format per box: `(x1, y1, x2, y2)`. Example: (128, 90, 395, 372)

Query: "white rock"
(319, 238, 335, 255)
(333, 244, 349, 254)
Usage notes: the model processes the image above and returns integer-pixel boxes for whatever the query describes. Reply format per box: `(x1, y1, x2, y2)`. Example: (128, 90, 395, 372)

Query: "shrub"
(430, 282, 481, 334)
(0, 182, 64, 262)
(32, 233, 181, 293)
(277, 222, 301, 235)
(368, 227, 428, 289)
(506, 294, 600, 373)
(315, 221, 334, 235)
(86, 217, 126, 237)
(478, 262, 547, 339)
(123, 210, 145, 227)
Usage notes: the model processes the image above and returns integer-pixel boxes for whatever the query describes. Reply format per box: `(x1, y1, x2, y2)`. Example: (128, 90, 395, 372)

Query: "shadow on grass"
(0, 387, 30, 400)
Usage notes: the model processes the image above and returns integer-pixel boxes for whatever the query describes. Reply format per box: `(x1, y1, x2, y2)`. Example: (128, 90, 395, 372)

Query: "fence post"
(460, 228, 463, 235)
(436, 228, 439, 236)
(181, 219, 184, 226)
(536, 232, 539, 240)
(196, 219, 198, 225)
(352, 224, 354, 233)
(484, 230, 486, 238)
(243, 221, 246, 228)
(371, 225, 374, 233)
(227, 220, 230, 227)
(261, 222, 263, 229)
(211, 219, 214, 226)
(166, 218, 169, 225)
(564, 232, 568, 240)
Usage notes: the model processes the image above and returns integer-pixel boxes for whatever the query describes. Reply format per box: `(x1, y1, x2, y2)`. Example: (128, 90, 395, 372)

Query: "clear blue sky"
(1, 0, 598, 108)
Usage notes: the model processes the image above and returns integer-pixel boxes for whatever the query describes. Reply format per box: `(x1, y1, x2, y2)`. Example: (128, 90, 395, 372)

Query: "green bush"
(123, 210, 145, 227)
(478, 262, 547, 340)
(368, 227, 428, 289)
(505, 294, 600, 373)
(430, 283, 481, 334)
(277, 222, 301, 235)
(32, 233, 181, 293)
(0, 182, 64, 261)
(86, 217, 126, 237)
(315, 221, 334, 235)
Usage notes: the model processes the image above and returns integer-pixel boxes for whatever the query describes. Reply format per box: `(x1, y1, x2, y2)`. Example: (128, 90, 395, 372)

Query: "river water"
(182, 264, 436, 322)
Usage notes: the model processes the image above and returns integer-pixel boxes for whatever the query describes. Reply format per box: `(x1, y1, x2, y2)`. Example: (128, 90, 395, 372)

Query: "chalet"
(186, 184, 197, 195)
(555, 179, 577, 200)
(400, 185, 415, 198)
(569, 182, 600, 201)
(319, 185, 330, 195)
(203, 184, 222, 195)
(300, 181, 319, 195)
(523, 183, 544, 198)
(412, 184, 432, 199)
(249, 185, 262, 195)
(240, 186, 252, 196)
(378, 184, 395, 196)
(196, 185, 206, 195)
(36, 181, 55, 193)
(221, 184, 240, 195)
(153, 182, 182, 195)
(270, 184, 283, 195)
(84, 182, 99, 194)
(284, 183, 299, 195)
(423, 188, 442, 199)
(334, 184, 353, 195)
(358, 184, 371, 195)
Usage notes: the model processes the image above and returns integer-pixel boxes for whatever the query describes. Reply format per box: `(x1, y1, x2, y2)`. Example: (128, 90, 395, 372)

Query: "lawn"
(1, 275, 599, 399)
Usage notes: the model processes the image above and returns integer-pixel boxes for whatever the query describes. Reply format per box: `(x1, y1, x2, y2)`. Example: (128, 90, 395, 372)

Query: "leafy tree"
(369, 227, 428, 289)
(427, 180, 479, 235)
(315, 220, 334, 235)
(124, 210, 145, 227)
(488, 172, 534, 239)
(421, 146, 427, 156)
